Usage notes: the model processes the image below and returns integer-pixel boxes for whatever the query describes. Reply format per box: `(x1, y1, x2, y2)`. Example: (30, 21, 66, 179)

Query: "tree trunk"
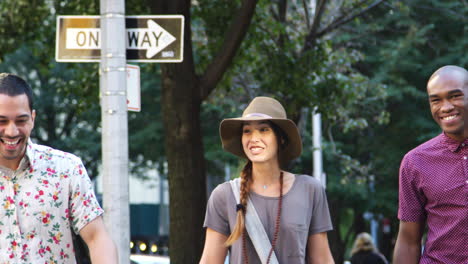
(150, 0, 258, 262)
(328, 200, 346, 264)
(150, 1, 207, 263)
(161, 62, 207, 263)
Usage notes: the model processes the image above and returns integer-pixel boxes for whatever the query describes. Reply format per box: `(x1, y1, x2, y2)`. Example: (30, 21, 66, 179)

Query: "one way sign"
(56, 15, 184, 62)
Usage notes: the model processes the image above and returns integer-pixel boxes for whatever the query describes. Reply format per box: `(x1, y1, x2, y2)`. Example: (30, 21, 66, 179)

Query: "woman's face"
(241, 121, 279, 165)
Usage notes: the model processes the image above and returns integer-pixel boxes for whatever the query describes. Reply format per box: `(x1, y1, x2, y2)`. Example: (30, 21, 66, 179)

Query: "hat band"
(244, 113, 272, 118)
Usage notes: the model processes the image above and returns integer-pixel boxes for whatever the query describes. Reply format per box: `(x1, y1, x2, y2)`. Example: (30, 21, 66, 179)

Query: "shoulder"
(294, 174, 323, 190)
(291, 174, 327, 200)
(28, 141, 83, 166)
(400, 134, 443, 168)
(208, 181, 232, 201)
(370, 251, 388, 263)
(403, 134, 442, 159)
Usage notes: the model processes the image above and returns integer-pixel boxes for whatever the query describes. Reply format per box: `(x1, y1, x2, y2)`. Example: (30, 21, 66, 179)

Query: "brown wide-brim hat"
(220, 96, 302, 162)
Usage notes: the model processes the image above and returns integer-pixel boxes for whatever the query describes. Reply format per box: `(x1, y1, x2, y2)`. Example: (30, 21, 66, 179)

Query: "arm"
(393, 221, 423, 264)
(307, 232, 335, 264)
(199, 228, 229, 264)
(80, 216, 118, 264)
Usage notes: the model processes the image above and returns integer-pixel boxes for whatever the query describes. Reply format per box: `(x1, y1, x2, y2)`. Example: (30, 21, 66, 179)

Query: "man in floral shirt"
(0, 73, 117, 263)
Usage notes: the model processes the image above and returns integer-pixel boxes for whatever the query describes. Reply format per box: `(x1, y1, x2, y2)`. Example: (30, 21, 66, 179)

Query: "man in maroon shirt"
(393, 65, 468, 263)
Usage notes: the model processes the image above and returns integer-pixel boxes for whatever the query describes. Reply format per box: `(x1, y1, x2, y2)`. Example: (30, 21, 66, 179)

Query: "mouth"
(0, 138, 22, 149)
(440, 114, 459, 121)
(249, 146, 264, 154)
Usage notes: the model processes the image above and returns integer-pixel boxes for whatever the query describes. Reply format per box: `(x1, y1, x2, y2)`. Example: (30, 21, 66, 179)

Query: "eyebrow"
(0, 114, 31, 119)
(429, 89, 464, 98)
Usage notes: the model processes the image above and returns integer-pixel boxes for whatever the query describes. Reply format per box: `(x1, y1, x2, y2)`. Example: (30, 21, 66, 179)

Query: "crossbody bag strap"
(230, 178, 279, 264)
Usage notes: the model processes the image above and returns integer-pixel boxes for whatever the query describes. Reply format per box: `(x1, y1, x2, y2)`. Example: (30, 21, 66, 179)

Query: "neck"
(444, 132, 467, 142)
(0, 159, 22, 171)
(0, 149, 26, 171)
(251, 163, 282, 185)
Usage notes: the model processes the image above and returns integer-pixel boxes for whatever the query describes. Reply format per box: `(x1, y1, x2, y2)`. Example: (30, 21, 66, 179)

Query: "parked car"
(130, 254, 170, 264)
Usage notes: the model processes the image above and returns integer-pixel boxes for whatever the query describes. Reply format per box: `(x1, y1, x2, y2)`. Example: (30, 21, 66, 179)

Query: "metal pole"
(100, 0, 129, 263)
(312, 108, 325, 188)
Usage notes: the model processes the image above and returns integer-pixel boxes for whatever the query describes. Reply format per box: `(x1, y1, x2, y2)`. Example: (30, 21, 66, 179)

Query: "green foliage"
(127, 64, 167, 177)
(328, 0, 467, 259)
(1, 0, 464, 262)
(0, 0, 49, 60)
(0, 0, 101, 176)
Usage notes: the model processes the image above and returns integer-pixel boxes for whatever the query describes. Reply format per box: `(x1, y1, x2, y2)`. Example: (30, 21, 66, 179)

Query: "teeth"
(3, 139, 19, 145)
(442, 115, 457, 121)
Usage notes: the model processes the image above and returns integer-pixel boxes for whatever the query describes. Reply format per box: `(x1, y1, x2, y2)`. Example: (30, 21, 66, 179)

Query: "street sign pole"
(100, 0, 129, 263)
(313, 108, 325, 188)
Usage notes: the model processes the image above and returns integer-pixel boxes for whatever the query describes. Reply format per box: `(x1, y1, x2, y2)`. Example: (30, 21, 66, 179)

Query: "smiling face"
(427, 71, 466, 142)
(0, 94, 35, 169)
(241, 121, 279, 165)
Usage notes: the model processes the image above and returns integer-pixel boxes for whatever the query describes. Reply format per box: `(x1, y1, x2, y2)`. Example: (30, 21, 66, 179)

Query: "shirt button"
(464, 156, 468, 160)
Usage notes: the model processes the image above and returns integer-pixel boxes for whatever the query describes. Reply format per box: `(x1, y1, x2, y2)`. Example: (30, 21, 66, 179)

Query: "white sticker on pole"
(126, 64, 141, 112)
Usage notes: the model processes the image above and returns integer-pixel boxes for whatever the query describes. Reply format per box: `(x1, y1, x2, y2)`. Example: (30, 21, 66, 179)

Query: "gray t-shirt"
(203, 174, 333, 264)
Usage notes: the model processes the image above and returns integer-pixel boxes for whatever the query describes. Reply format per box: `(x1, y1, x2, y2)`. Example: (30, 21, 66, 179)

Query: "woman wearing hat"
(200, 97, 334, 264)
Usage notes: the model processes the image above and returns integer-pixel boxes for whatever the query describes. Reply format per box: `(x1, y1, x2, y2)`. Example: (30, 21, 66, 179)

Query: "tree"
(200, 1, 388, 262)
(332, 0, 468, 260)
(0, 0, 101, 176)
(143, 1, 260, 262)
(3, 1, 463, 263)
(147, 0, 388, 263)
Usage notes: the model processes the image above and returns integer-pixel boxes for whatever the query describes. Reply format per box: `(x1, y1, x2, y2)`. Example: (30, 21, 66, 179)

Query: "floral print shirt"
(0, 140, 103, 263)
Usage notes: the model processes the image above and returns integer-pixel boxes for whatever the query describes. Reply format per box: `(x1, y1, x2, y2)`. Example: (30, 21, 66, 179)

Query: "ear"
(31, 109, 36, 128)
(280, 137, 287, 149)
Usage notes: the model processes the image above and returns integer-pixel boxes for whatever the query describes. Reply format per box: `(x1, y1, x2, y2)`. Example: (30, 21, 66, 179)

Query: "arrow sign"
(127, 20, 176, 58)
(56, 15, 184, 62)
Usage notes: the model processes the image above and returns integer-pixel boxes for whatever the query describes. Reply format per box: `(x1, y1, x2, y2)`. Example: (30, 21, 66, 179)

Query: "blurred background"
(0, 0, 466, 263)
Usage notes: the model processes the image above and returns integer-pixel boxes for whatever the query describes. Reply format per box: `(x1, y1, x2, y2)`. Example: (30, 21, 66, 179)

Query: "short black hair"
(0, 73, 34, 111)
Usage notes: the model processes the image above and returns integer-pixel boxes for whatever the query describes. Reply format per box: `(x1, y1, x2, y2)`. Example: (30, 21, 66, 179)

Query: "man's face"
(427, 73, 465, 142)
(0, 94, 35, 170)
(464, 80, 468, 139)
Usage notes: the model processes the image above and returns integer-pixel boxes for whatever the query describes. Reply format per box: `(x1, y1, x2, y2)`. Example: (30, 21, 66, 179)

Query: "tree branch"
(311, 0, 327, 36)
(301, 0, 310, 29)
(327, 125, 337, 153)
(315, 0, 385, 39)
(334, 0, 371, 22)
(416, 4, 467, 21)
(59, 108, 76, 139)
(277, 0, 288, 48)
(303, 0, 328, 51)
(199, 0, 259, 100)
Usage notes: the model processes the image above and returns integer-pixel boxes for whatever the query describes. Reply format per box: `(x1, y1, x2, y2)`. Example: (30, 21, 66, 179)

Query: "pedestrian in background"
(349, 232, 387, 264)
(0, 73, 117, 263)
(393, 65, 468, 263)
(199, 96, 334, 264)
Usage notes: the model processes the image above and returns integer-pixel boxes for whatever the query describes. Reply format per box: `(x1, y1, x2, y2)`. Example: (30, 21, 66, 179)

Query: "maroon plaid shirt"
(398, 133, 468, 263)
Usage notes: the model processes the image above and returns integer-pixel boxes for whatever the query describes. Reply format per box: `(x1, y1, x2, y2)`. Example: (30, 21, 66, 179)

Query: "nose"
(440, 100, 455, 112)
(250, 130, 261, 142)
(4, 122, 19, 137)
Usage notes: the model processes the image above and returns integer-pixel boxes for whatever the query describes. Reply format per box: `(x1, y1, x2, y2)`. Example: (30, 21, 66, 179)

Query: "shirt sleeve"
(203, 183, 231, 236)
(68, 157, 104, 234)
(309, 179, 333, 235)
(398, 153, 427, 222)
